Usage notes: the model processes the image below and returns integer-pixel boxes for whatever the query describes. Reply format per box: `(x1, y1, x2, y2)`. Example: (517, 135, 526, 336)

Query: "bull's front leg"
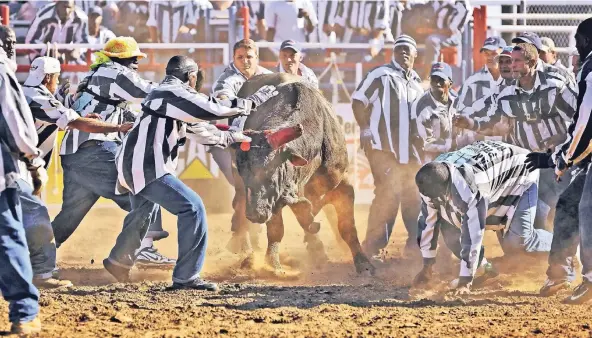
(227, 164, 258, 268)
(265, 210, 285, 273)
(289, 199, 329, 266)
(325, 180, 376, 276)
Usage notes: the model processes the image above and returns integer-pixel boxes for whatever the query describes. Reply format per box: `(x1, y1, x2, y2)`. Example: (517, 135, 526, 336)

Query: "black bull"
(230, 73, 375, 275)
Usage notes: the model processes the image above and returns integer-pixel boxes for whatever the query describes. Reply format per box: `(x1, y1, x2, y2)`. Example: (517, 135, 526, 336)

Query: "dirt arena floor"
(2, 204, 592, 337)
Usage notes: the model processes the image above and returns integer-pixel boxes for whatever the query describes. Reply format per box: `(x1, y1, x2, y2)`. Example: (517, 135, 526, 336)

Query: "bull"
(229, 73, 375, 276)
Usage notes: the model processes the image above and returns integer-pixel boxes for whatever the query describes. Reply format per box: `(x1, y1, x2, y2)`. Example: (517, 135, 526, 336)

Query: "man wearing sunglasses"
(412, 140, 552, 295)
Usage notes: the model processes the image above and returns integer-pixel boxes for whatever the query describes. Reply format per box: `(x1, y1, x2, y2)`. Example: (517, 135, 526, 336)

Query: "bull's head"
(235, 124, 308, 223)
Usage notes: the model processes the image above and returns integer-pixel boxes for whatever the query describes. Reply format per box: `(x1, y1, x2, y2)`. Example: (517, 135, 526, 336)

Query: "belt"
(79, 140, 104, 149)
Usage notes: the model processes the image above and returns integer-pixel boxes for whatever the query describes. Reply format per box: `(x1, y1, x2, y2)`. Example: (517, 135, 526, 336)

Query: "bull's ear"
(289, 153, 308, 166)
(281, 148, 308, 166)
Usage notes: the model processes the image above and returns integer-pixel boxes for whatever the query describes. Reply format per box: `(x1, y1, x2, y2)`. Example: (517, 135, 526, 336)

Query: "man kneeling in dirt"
(412, 141, 553, 295)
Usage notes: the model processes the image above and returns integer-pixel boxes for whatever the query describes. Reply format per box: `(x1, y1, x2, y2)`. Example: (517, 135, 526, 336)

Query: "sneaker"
(33, 277, 73, 289)
(103, 259, 131, 283)
(11, 317, 41, 335)
(473, 262, 499, 287)
(564, 280, 592, 304)
(540, 278, 571, 297)
(135, 246, 176, 269)
(171, 278, 218, 291)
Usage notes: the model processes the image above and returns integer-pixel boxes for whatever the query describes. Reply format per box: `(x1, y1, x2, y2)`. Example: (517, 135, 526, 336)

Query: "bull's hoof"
(354, 252, 376, 276)
(240, 253, 256, 269)
(226, 232, 252, 255)
(305, 233, 329, 267)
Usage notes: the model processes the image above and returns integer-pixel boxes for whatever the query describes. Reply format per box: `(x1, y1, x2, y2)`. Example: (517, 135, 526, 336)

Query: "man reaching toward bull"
(103, 56, 278, 289)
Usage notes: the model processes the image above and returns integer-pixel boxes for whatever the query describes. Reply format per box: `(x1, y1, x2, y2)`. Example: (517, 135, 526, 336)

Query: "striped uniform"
(334, 0, 389, 33)
(25, 3, 89, 61)
(554, 51, 592, 166)
(418, 141, 538, 278)
(432, 0, 471, 35)
(351, 60, 424, 163)
(60, 61, 157, 155)
(538, 59, 577, 90)
(277, 63, 319, 89)
(455, 67, 513, 145)
(308, 0, 340, 43)
(412, 90, 457, 162)
(23, 85, 80, 168)
(0, 55, 43, 193)
(115, 76, 248, 195)
(146, 0, 198, 44)
(479, 70, 577, 152)
(212, 63, 272, 99)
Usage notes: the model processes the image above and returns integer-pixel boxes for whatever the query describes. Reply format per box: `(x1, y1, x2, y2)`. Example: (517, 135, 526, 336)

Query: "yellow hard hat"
(99, 36, 147, 59)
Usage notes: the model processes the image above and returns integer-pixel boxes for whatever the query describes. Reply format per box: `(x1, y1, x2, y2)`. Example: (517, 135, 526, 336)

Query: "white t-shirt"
(264, 0, 318, 48)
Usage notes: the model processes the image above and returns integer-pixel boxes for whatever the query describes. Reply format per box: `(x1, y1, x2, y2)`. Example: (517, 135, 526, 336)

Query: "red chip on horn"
(240, 142, 251, 151)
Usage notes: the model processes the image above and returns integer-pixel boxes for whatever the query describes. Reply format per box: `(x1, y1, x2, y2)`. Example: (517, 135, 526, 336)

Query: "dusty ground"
(1, 204, 591, 337)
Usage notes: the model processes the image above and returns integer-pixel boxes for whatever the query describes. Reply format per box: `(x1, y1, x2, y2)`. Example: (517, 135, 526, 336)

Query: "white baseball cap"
(24, 57, 61, 87)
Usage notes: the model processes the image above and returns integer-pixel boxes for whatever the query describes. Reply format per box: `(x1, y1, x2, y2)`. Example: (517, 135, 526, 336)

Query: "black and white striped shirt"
(60, 61, 157, 155)
(25, 2, 89, 60)
(212, 62, 272, 99)
(308, 0, 340, 43)
(418, 141, 538, 278)
(23, 85, 80, 168)
(115, 76, 248, 195)
(146, 0, 198, 43)
(555, 51, 592, 166)
(352, 60, 424, 163)
(480, 70, 577, 152)
(433, 0, 471, 35)
(335, 0, 389, 32)
(412, 90, 457, 162)
(0, 55, 43, 193)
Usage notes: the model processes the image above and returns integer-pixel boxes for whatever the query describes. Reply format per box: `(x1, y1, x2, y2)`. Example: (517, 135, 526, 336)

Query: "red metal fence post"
(241, 7, 249, 41)
(472, 6, 487, 72)
(1, 5, 9, 26)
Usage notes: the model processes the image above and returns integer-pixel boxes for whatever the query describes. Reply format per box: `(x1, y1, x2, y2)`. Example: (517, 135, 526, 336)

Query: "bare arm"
(68, 117, 132, 134)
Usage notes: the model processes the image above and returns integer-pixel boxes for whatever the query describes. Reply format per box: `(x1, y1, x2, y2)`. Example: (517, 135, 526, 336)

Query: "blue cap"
(280, 40, 301, 53)
(481, 36, 506, 51)
(498, 46, 514, 58)
(430, 62, 452, 81)
(512, 32, 543, 51)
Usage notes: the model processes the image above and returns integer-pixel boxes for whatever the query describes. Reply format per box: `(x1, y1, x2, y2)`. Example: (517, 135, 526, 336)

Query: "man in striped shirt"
(277, 40, 318, 89)
(412, 141, 551, 294)
(527, 18, 592, 304)
(455, 46, 516, 143)
(413, 62, 457, 162)
(454, 36, 506, 147)
(50, 37, 175, 269)
(25, 0, 89, 64)
(104, 56, 277, 289)
(21, 56, 144, 289)
(352, 34, 424, 257)
(0, 32, 43, 334)
(147, 1, 198, 44)
(540, 37, 568, 72)
(456, 44, 577, 230)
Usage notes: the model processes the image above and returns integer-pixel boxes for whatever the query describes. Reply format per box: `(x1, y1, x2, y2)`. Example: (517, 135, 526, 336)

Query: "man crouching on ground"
(412, 141, 553, 295)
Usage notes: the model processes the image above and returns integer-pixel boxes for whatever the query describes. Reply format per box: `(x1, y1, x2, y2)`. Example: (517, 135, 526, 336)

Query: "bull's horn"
(266, 124, 303, 150)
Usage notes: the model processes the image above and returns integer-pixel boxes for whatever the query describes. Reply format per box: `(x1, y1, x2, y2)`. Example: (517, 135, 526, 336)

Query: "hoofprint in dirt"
(2, 206, 589, 337)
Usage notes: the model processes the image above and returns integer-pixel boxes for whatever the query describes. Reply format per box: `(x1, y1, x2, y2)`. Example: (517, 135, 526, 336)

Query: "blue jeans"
(0, 188, 39, 323)
(108, 174, 208, 283)
(536, 168, 573, 229)
(16, 179, 56, 279)
(52, 141, 164, 247)
(497, 183, 553, 254)
(546, 165, 586, 283)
